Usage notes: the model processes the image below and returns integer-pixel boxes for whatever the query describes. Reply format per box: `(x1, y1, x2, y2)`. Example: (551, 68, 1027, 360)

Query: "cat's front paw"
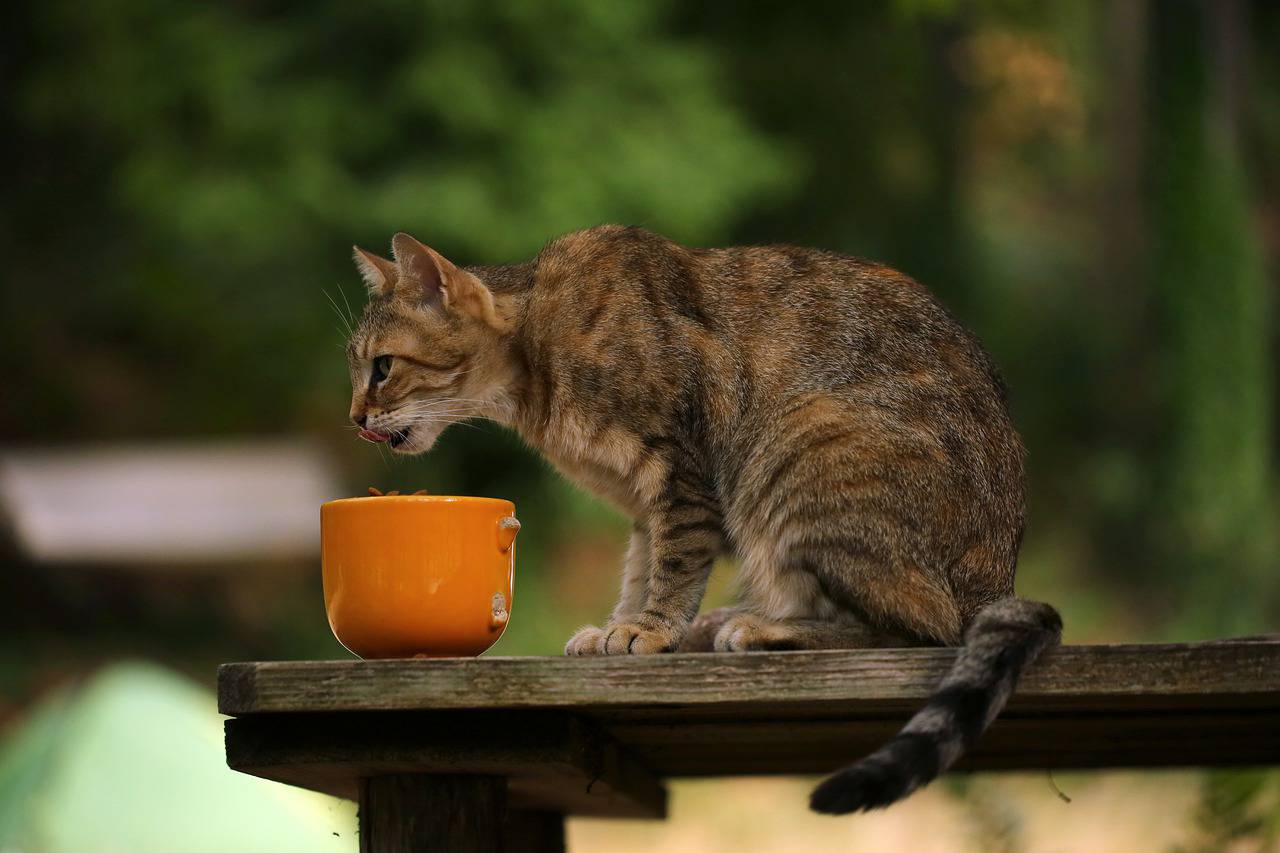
(564, 625, 607, 656)
(602, 619, 681, 655)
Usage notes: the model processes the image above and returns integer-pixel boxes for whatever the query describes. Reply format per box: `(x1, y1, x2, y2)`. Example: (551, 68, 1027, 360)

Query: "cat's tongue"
(358, 428, 391, 443)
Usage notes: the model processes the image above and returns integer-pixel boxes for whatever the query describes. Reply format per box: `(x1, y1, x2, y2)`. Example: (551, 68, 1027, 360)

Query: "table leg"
(359, 774, 506, 853)
(504, 810, 565, 853)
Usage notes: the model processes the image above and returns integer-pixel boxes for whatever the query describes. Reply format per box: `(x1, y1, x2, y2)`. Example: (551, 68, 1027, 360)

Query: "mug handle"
(490, 592, 510, 630)
(497, 516, 521, 554)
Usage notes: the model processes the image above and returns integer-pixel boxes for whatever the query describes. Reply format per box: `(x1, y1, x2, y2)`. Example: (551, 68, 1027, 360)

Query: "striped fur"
(810, 597, 1062, 813)
(345, 226, 1061, 811)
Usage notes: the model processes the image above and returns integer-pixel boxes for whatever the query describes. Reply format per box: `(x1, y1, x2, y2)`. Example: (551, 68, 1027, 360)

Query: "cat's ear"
(352, 246, 398, 296)
(390, 233, 448, 307)
(390, 233, 509, 332)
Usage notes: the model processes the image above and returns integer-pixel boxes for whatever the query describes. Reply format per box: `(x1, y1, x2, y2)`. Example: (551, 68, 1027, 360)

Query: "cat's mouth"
(388, 427, 412, 449)
(358, 426, 412, 448)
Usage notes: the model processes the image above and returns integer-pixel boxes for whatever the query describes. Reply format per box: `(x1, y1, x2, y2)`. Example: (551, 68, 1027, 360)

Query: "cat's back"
(526, 225, 922, 333)
(523, 226, 1006, 406)
(530, 225, 957, 325)
(525, 225, 710, 333)
(693, 239, 1009, 418)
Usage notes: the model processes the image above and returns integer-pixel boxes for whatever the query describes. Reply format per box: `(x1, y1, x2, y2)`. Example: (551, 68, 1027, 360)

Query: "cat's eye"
(371, 355, 393, 384)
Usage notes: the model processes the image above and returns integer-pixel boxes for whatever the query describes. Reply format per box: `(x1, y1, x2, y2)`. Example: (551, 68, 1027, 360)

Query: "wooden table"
(219, 639, 1280, 852)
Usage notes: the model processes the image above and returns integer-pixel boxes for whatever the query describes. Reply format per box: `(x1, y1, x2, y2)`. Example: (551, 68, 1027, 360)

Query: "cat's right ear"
(353, 246, 398, 297)
(390, 233, 510, 332)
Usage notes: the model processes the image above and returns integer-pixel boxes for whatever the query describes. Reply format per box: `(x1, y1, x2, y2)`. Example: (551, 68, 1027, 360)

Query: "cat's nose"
(353, 413, 367, 428)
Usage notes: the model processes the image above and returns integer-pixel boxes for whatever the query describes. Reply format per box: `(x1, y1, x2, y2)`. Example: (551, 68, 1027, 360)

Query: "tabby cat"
(346, 227, 1062, 813)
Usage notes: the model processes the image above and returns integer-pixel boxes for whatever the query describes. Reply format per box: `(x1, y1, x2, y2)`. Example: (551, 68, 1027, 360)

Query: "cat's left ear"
(390, 233, 510, 332)
(353, 246, 398, 296)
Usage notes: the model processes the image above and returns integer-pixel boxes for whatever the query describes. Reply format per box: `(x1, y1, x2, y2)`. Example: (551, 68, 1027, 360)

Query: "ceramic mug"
(321, 495, 519, 658)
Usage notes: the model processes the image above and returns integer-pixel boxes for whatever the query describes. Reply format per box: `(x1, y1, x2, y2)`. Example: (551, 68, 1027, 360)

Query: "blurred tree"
(1178, 770, 1279, 853)
(680, 1, 979, 307)
(1149, 0, 1276, 634)
(1, 0, 797, 440)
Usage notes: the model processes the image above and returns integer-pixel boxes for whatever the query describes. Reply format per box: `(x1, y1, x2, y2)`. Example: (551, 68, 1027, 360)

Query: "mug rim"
(322, 495, 514, 510)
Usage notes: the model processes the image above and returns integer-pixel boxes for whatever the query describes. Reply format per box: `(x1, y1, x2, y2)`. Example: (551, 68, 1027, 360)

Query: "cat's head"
(346, 233, 515, 454)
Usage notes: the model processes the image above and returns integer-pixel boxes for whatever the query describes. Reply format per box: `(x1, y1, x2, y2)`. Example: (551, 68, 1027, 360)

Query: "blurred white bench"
(0, 441, 341, 571)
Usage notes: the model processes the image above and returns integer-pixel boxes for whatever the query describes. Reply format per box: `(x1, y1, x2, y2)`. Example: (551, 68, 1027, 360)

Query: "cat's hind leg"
(712, 611, 920, 651)
(717, 515, 957, 652)
(676, 606, 738, 652)
(678, 605, 919, 652)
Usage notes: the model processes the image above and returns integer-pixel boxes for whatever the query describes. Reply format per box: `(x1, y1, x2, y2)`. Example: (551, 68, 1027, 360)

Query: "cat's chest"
(532, 411, 666, 516)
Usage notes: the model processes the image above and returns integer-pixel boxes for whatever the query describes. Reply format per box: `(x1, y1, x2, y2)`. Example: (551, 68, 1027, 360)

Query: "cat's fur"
(346, 226, 1062, 813)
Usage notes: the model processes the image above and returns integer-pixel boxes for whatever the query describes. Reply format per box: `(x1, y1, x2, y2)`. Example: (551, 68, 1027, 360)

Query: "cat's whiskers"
(401, 412, 481, 433)
(411, 416, 483, 433)
(322, 287, 354, 338)
(373, 440, 392, 471)
(390, 398, 492, 435)
(394, 398, 493, 420)
(336, 284, 356, 328)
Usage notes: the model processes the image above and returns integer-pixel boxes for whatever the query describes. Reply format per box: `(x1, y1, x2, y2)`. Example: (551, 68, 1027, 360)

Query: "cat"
(346, 226, 1062, 813)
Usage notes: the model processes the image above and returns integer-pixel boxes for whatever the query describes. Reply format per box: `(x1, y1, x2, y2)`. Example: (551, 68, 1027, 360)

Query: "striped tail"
(809, 597, 1062, 814)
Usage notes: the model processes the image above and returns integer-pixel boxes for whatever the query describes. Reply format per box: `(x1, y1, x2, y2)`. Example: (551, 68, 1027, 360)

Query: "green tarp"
(0, 662, 355, 852)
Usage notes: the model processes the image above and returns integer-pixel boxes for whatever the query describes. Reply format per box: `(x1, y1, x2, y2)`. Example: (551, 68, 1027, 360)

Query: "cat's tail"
(809, 596, 1062, 814)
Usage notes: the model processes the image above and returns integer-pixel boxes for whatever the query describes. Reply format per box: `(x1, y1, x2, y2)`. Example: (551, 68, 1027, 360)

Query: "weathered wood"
(609, 709, 1280, 775)
(219, 641, 1280, 820)
(224, 710, 666, 819)
(220, 641, 1280, 717)
(225, 705, 1280, 800)
(360, 774, 504, 853)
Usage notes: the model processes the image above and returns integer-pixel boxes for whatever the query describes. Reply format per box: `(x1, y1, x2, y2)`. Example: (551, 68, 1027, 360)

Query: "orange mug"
(321, 495, 519, 658)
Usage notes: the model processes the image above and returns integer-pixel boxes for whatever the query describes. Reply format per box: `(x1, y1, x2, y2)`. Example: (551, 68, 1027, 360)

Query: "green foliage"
(1176, 770, 1280, 853)
(26, 0, 796, 261)
(1149, 1, 1276, 635)
(6, 0, 796, 436)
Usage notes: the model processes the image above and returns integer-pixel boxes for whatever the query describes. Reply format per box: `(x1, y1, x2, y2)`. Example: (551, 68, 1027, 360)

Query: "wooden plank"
(360, 775, 504, 853)
(223, 710, 666, 819)
(226, 704, 1279, 800)
(609, 709, 1280, 775)
(219, 641, 1280, 815)
(219, 641, 1280, 718)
